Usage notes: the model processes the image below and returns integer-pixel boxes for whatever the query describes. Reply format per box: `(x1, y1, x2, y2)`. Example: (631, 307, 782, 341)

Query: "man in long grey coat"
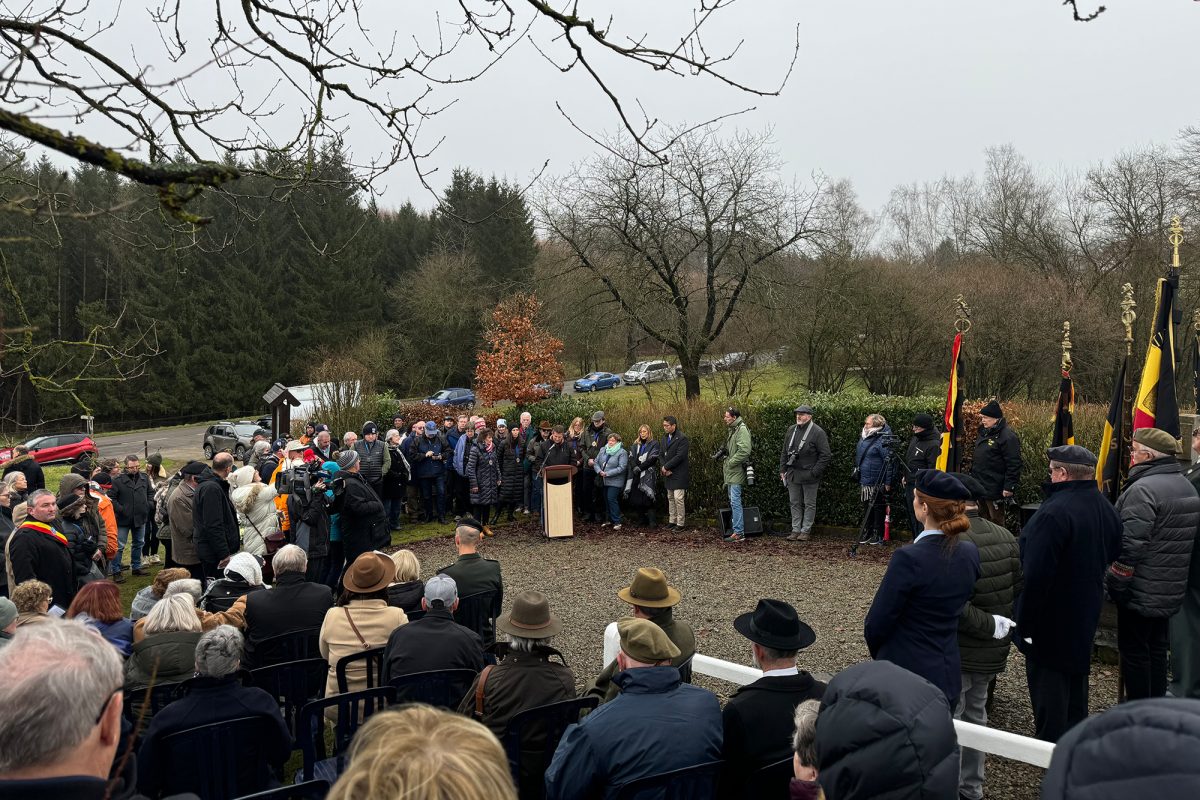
(778, 405, 831, 541)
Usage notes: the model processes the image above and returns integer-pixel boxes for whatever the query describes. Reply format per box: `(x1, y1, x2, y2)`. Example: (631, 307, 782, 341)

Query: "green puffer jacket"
(957, 511, 1023, 674)
(722, 419, 752, 486)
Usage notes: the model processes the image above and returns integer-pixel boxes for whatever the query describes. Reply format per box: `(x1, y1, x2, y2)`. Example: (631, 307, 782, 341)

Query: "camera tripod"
(848, 448, 909, 558)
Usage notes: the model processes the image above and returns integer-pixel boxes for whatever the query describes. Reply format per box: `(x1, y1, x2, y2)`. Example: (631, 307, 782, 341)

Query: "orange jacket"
(91, 490, 118, 560)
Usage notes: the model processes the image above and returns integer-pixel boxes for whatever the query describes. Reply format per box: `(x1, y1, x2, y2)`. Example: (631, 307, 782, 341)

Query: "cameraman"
(285, 461, 332, 583)
(778, 405, 831, 542)
(721, 407, 753, 543)
(855, 414, 897, 546)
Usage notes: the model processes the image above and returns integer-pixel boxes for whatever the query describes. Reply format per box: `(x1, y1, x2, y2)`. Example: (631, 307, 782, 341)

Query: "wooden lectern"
(541, 464, 578, 538)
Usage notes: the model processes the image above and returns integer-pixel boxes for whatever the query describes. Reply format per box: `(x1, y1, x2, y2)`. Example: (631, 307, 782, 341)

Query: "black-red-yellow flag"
(1096, 357, 1127, 502)
(1133, 276, 1180, 437)
(1052, 373, 1075, 447)
(936, 332, 964, 472)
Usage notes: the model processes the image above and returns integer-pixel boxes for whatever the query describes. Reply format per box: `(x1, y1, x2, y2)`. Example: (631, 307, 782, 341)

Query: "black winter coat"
(958, 511, 1022, 674)
(780, 422, 832, 485)
(7, 521, 77, 608)
(497, 439, 524, 503)
(193, 471, 239, 565)
(970, 419, 1023, 499)
(720, 672, 826, 797)
(201, 578, 264, 613)
(2, 454, 45, 492)
(137, 675, 291, 798)
(660, 431, 690, 490)
(243, 572, 334, 667)
(817, 660, 959, 800)
(1112, 457, 1200, 617)
(387, 579, 425, 615)
(109, 471, 152, 528)
(58, 516, 101, 585)
(382, 444, 408, 500)
(381, 607, 485, 682)
(1015, 479, 1121, 674)
(904, 428, 942, 475)
(1041, 697, 1200, 800)
(286, 488, 331, 560)
(467, 442, 501, 506)
(331, 470, 389, 564)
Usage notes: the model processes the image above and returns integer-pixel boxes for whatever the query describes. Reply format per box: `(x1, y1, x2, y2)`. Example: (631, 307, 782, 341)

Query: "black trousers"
(1025, 657, 1089, 742)
(199, 560, 221, 589)
(305, 557, 327, 586)
(1118, 606, 1170, 700)
(576, 469, 597, 520)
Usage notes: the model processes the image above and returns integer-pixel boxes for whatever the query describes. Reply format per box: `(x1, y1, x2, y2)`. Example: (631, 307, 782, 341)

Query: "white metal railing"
(600, 625, 1055, 769)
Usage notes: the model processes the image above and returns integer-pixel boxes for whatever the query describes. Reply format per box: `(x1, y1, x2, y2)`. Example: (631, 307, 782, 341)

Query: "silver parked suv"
(202, 421, 263, 460)
(621, 360, 673, 384)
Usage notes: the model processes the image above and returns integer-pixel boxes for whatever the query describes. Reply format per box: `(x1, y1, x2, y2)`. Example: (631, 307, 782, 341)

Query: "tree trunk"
(683, 371, 701, 400)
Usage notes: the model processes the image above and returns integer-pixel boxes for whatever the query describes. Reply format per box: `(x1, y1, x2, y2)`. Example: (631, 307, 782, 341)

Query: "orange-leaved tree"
(474, 293, 565, 406)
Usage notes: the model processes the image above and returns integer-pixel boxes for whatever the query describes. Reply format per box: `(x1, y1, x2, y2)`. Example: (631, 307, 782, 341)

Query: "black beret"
(455, 515, 485, 533)
(180, 460, 207, 476)
(913, 469, 971, 501)
(953, 472, 987, 501)
(1047, 444, 1098, 467)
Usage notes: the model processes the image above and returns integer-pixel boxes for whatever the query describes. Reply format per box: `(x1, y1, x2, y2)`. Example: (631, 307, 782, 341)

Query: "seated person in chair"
(457, 591, 576, 795)
(0, 621, 128, 799)
(438, 518, 502, 642)
(587, 567, 696, 704)
(382, 575, 484, 686)
(546, 618, 722, 800)
(136, 626, 291, 797)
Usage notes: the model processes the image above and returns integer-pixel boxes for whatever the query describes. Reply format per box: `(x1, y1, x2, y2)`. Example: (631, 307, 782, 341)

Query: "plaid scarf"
(19, 520, 68, 547)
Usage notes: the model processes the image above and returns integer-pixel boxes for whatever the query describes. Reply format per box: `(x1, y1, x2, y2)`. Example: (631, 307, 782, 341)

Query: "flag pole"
(1120, 283, 1136, 487)
(1193, 309, 1200, 415)
(1061, 321, 1073, 376)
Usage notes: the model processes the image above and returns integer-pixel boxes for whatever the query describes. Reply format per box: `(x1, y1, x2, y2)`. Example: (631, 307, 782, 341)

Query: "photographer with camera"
(286, 459, 333, 584)
(720, 407, 753, 543)
(778, 405, 831, 543)
(855, 414, 897, 546)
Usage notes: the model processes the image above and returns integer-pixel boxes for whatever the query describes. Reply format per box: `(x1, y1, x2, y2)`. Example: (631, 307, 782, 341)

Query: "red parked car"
(0, 433, 98, 465)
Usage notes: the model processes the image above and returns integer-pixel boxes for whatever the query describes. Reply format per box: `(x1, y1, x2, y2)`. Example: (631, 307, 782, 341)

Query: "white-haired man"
(242, 545, 333, 668)
(0, 621, 126, 796)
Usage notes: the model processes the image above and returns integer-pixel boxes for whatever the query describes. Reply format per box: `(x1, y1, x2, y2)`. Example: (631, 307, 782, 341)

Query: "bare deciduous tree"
(537, 126, 826, 400)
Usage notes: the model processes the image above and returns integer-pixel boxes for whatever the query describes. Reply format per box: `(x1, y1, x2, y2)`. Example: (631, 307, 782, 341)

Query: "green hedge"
(516, 393, 946, 531)
(331, 391, 1108, 533)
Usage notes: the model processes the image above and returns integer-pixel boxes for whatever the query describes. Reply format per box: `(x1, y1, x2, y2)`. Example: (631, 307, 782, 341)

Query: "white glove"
(991, 615, 1015, 640)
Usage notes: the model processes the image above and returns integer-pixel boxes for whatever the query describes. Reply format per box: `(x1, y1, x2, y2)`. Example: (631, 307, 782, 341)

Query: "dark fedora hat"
(733, 599, 816, 651)
(496, 590, 562, 639)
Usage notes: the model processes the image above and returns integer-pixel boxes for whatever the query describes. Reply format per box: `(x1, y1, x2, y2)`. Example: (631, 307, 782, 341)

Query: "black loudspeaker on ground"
(718, 507, 764, 536)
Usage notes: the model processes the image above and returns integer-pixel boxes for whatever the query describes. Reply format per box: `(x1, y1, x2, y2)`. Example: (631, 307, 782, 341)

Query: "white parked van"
(622, 360, 672, 384)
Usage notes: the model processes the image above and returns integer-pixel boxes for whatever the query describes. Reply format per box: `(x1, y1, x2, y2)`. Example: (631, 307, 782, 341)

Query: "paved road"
(93, 424, 208, 463)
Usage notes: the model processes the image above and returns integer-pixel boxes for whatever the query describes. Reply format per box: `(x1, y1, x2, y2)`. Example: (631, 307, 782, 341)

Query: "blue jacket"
(855, 426, 897, 487)
(1015, 479, 1122, 674)
(545, 666, 722, 800)
(594, 447, 628, 489)
(136, 675, 292, 797)
(409, 433, 448, 480)
(453, 432, 473, 475)
(864, 533, 981, 707)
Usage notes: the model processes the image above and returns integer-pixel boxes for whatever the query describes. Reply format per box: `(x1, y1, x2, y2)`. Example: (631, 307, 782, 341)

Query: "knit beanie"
(979, 400, 1003, 419)
(337, 450, 360, 470)
(0, 597, 16, 629)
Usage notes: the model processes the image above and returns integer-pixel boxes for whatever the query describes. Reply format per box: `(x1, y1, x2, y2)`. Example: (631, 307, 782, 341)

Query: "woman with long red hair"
(67, 580, 133, 656)
(864, 470, 981, 707)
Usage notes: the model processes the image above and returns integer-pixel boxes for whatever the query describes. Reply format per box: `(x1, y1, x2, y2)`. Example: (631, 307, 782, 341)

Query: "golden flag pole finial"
(1170, 215, 1184, 270)
(953, 294, 972, 334)
(1061, 321, 1073, 374)
(1120, 282, 1137, 357)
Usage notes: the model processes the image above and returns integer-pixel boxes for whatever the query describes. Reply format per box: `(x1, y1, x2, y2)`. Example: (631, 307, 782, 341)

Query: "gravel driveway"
(404, 521, 1115, 800)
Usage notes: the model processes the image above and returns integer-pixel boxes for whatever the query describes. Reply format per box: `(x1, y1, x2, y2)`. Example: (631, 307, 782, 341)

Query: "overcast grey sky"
(375, 0, 1200, 213)
(14, 1, 1200, 216)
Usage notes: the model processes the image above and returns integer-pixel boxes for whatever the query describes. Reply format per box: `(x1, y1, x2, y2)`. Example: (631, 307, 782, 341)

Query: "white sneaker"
(601, 522, 611, 528)
(612, 524, 622, 530)
(146, 555, 161, 565)
(522, 509, 530, 515)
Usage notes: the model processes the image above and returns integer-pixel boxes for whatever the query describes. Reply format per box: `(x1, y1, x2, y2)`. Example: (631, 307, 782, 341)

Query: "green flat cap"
(1133, 427, 1181, 456)
(618, 617, 680, 663)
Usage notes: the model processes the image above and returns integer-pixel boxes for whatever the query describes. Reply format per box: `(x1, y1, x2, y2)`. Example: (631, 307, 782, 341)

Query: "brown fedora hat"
(342, 551, 395, 594)
(617, 567, 681, 609)
(497, 590, 562, 639)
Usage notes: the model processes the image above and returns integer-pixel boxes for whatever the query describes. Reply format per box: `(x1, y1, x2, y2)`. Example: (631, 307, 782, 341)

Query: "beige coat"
(319, 599, 407, 702)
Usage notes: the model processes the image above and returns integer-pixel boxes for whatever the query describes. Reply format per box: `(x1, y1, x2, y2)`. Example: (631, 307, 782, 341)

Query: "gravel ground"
(404, 520, 1118, 800)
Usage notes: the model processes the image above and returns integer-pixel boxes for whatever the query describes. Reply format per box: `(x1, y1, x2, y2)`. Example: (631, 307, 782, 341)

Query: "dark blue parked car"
(426, 387, 475, 406)
(573, 372, 621, 392)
